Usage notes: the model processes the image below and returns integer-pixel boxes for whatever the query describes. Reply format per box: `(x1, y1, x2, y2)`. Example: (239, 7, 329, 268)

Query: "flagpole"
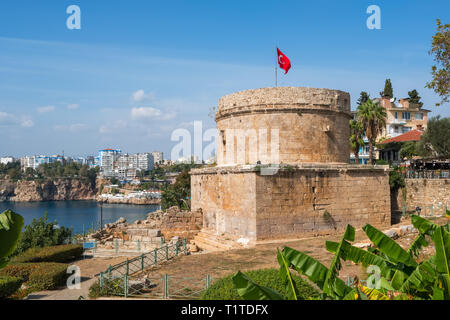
(275, 46, 278, 87)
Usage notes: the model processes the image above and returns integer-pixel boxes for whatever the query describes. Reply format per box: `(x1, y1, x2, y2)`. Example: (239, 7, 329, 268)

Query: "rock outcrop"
(0, 179, 96, 202)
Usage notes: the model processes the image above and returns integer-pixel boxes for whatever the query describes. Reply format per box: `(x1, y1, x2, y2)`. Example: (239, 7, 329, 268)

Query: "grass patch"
(201, 268, 320, 300)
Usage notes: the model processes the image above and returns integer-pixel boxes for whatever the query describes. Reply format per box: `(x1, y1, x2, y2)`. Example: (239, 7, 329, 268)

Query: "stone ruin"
(191, 87, 391, 249)
(87, 206, 203, 253)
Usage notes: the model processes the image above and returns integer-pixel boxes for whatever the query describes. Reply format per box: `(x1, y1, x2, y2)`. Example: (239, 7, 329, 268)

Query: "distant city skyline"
(0, 0, 449, 158)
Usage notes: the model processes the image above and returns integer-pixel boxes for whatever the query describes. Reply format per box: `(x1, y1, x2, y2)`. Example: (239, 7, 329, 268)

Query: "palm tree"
(349, 119, 365, 164)
(357, 99, 387, 164)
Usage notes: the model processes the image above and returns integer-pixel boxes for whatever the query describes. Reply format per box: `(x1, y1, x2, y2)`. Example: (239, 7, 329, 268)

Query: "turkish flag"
(277, 48, 291, 74)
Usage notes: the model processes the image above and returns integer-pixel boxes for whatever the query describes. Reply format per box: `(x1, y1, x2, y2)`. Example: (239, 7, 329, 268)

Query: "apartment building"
(99, 149, 154, 179)
(376, 96, 430, 139)
(151, 151, 163, 165)
(0, 156, 15, 165)
(20, 155, 64, 170)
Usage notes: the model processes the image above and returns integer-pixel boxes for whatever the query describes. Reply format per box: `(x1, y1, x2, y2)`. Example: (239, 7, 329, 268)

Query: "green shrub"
(389, 166, 406, 191)
(13, 213, 72, 256)
(201, 268, 320, 300)
(0, 262, 69, 291)
(0, 263, 40, 281)
(26, 263, 68, 291)
(0, 276, 23, 299)
(89, 277, 125, 299)
(13, 244, 83, 263)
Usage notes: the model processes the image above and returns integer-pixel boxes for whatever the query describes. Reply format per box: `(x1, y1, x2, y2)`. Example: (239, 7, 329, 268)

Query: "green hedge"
(0, 262, 69, 291)
(89, 278, 125, 299)
(201, 268, 320, 300)
(0, 276, 24, 299)
(13, 244, 83, 263)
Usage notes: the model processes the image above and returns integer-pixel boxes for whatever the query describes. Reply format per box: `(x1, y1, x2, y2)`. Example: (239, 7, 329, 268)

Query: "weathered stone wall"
(159, 207, 203, 240)
(255, 166, 390, 240)
(191, 170, 257, 239)
(394, 179, 450, 215)
(215, 87, 352, 166)
(191, 164, 390, 241)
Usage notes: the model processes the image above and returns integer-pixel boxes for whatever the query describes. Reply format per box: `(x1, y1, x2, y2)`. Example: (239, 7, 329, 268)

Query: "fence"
(400, 204, 448, 217)
(97, 239, 211, 299)
(402, 170, 450, 179)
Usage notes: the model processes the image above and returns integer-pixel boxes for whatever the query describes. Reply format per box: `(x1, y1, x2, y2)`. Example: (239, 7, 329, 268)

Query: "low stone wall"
(159, 207, 203, 240)
(191, 164, 391, 241)
(394, 179, 450, 215)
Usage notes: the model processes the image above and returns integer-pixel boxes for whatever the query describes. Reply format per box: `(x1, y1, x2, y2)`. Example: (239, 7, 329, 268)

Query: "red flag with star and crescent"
(277, 48, 291, 74)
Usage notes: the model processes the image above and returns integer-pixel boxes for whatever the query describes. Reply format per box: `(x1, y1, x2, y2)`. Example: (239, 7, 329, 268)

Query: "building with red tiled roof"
(378, 129, 424, 163)
(379, 129, 424, 144)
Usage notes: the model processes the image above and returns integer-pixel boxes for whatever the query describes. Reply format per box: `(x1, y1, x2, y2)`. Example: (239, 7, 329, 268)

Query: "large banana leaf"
(326, 240, 395, 278)
(407, 234, 429, 258)
(0, 210, 24, 267)
(359, 285, 390, 300)
(411, 214, 438, 236)
(231, 271, 285, 300)
(391, 269, 409, 290)
(282, 246, 329, 291)
(432, 226, 450, 298)
(399, 257, 437, 294)
(322, 225, 355, 298)
(363, 224, 418, 267)
(277, 248, 298, 300)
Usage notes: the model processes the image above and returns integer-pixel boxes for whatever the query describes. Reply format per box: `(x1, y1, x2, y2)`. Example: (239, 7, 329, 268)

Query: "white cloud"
(131, 89, 154, 103)
(99, 120, 128, 134)
(21, 119, 34, 127)
(67, 104, 79, 110)
(37, 105, 55, 113)
(0, 111, 34, 127)
(54, 123, 88, 132)
(131, 107, 176, 121)
(131, 107, 161, 119)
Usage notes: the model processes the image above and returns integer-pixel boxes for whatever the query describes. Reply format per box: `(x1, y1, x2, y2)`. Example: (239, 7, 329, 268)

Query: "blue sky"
(0, 0, 448, 159)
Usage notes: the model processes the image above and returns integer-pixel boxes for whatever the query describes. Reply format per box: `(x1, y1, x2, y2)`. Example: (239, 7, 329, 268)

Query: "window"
(394, 112, 398, 119)
(402, 112, 411, 120)
(414, 112, 423, 120)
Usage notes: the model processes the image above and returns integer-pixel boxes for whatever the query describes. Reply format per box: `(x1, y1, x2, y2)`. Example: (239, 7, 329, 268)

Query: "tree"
(161, 170, 191, 210)
(356, 91, 370, 106)
(426, 19, 450, 106)
(12, 212, 72, 256)
(349, 119, 365, 164)
(417, 116, 450, 158)
(399, 141, 420, 160)
(407, 89, 424, 108)
(382, 79, 394, 98)
(357, 99, 387, 164)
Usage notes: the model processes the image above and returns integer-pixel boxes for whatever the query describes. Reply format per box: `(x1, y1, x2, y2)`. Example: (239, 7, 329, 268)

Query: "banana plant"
(0, 210, 24, 269)
(232, 225, 356, 300)
(232, 216, 449, 300)
(327, 215, 449, 299)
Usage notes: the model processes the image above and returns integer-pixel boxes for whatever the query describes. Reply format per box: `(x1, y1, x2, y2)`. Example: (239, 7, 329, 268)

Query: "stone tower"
(191, 87, 390, 247)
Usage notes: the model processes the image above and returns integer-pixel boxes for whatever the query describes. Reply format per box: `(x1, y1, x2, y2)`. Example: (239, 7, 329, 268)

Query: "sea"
(0, 200, 160, 235)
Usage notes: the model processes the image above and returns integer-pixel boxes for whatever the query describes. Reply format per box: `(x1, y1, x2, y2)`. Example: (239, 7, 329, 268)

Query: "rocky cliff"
(0, 179, 97, 202)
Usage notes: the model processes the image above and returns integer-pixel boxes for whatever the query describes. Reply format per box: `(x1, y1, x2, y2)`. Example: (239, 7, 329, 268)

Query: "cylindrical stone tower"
(215, 87, 351, 165)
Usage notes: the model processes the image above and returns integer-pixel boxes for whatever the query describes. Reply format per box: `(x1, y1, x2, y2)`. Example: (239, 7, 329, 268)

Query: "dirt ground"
(142, 216, 449, 285)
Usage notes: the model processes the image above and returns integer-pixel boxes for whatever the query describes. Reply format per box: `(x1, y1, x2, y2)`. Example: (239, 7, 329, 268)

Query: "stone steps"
(193, 231, 243, 252)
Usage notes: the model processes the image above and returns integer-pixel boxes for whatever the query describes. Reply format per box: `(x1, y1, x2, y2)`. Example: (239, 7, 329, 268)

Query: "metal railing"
(402, 170, 450, 179)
